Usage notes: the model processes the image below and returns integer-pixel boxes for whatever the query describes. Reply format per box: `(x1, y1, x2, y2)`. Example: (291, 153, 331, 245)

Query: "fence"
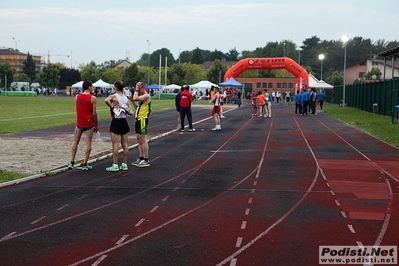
(325, 77, 399, 123)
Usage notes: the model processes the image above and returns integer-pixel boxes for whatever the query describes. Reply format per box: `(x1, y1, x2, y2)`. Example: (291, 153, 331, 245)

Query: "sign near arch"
(224, 57, 309, 90)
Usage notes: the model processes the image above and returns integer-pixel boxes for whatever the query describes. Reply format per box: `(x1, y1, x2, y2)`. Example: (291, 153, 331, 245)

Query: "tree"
(168, 64, 187, 85)
(325, 70, 343, 86)
(0, 61, 16, 90)
(225, 47, 240, 61)
(36, 64, 60, 88)
(206, 60, 228, 84)
(122, 63, 143, 87)
(364, 67, 382, 80)
(179, 50, 193, 63)
(22, 53, 37, 82)
(150, 48, 176, 68)
(102, 68, 122, 84)
(80, 64, 100, 82)
(58, 68, 81, 90)
(192, 47, 204, 64)
(15, 73, 31, 83)
(182, 63, 206, 84)
(209, 49, 225, 61)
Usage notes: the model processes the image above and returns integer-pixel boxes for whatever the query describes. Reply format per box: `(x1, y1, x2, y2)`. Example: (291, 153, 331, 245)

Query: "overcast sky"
(1, 0, 398, 68)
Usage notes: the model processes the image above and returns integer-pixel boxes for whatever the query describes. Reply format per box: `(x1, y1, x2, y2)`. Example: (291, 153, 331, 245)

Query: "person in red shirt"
(67, 80, 98, 170)
(251, 91, 258, 117)
(180, 85, 195, 132)
(257, 90, 267, 118)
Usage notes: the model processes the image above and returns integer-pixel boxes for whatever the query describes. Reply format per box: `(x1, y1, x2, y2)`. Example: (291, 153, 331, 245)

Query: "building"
(339, 57, 399, 84)
(0, 48, 42, 76)
(115, 59, 132, 69)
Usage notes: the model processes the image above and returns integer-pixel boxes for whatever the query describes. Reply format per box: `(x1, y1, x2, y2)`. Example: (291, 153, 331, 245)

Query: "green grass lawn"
(0, 95, 175, 134)
(323, 103, 399, 149)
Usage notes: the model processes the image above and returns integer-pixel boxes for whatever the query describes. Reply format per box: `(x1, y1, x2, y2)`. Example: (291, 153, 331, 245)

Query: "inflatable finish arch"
(224, 57, 309, 90)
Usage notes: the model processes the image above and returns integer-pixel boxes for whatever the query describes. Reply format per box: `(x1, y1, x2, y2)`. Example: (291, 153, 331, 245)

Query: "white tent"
(308, 73, 319, 88)
(310, 80, 334, 89)
(189, 80, 218, 89)
(93, 79, 113, 88)
(71, 81, 83, 88)
(164, 84, 181, 90)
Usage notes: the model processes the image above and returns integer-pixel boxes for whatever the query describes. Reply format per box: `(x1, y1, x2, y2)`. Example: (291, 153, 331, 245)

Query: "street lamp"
(12, 37, 19, 50)
(147, 40, 151, 85)
(318, 54, 325, 80)
(341, 35, 349, 107)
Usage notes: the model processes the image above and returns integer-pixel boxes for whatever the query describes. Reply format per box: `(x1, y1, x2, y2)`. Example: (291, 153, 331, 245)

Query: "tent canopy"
(310, 80, 334, 89)
(93, 79, 113, 88)
(218, 77, 243, 88)
(147, 84, 161, 89)
(71, 81, 83, 88)
(189, 80, 218, 89)
(164, 84, 181, 90)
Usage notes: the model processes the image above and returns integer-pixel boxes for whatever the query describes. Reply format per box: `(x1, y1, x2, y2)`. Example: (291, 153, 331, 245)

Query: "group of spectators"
(294, 88, 326, 115)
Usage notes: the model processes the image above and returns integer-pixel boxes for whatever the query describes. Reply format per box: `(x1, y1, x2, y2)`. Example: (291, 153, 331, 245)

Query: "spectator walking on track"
(130, 81, 152, 168)
(180, 85, 195, 132)
(67, 80, 98, 170)
(175, 88, 182, 129)
(104, 80, 134, 171)
(211, 86, 222, 131)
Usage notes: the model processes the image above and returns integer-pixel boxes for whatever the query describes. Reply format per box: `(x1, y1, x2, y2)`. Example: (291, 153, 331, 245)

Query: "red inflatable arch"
(224, 57, 309, 90)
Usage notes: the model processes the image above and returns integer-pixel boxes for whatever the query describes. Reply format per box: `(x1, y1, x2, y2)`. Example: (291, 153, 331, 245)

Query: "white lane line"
(0, 232, 17, 241)
(245, 208, 250, 216)
(348, 224, 356, 234)
(91, 255, 108, 266)
(253, 181, 257, 186)
(172, 187, 179, 192)
(57, 204, 69, 211)
(326, 182, 330, 187)
(251, 189, 255, 194)
(248, 198, 252, 204)
(229, 258, 237, 266)
(335, 200, 340, 207)
(150, 206, 159, 213)
(162, 196, 169, 202)
(134, 219, 145, 227)
(341, 211, 347, 218)
(30, 216, 46, 225)
(330, 190, 335, 196)
(356, 241, 364, 248)
(181, 179, 187, 184)
(241, 221, 247, 230)
(78, 194, 88, 200)
(235, 237, 243, 248)
(115, 235, 129, 245)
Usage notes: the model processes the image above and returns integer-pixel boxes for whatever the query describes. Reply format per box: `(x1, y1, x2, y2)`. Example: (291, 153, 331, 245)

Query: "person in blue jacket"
(294, 90, 303, 115)
(301, 88, 310, 115)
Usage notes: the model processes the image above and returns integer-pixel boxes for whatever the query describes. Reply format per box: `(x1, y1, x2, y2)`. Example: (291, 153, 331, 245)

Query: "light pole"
(12, 37, 18, 50)
(318, 54, 325, 80)
(283, 42, 286, 57)
(70, 50, 73, 68)
(341, 35, 349, 107)
(297, 49, 301, 65)
(147, 40, 151, 85)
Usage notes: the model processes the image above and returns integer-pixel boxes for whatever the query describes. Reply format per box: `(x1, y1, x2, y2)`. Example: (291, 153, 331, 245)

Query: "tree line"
(0, 35, 397, 91)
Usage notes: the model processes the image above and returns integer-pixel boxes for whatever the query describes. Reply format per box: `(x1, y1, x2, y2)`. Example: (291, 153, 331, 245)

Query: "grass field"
(1, 95, 398, 183)
(0, 95, 176, 134)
